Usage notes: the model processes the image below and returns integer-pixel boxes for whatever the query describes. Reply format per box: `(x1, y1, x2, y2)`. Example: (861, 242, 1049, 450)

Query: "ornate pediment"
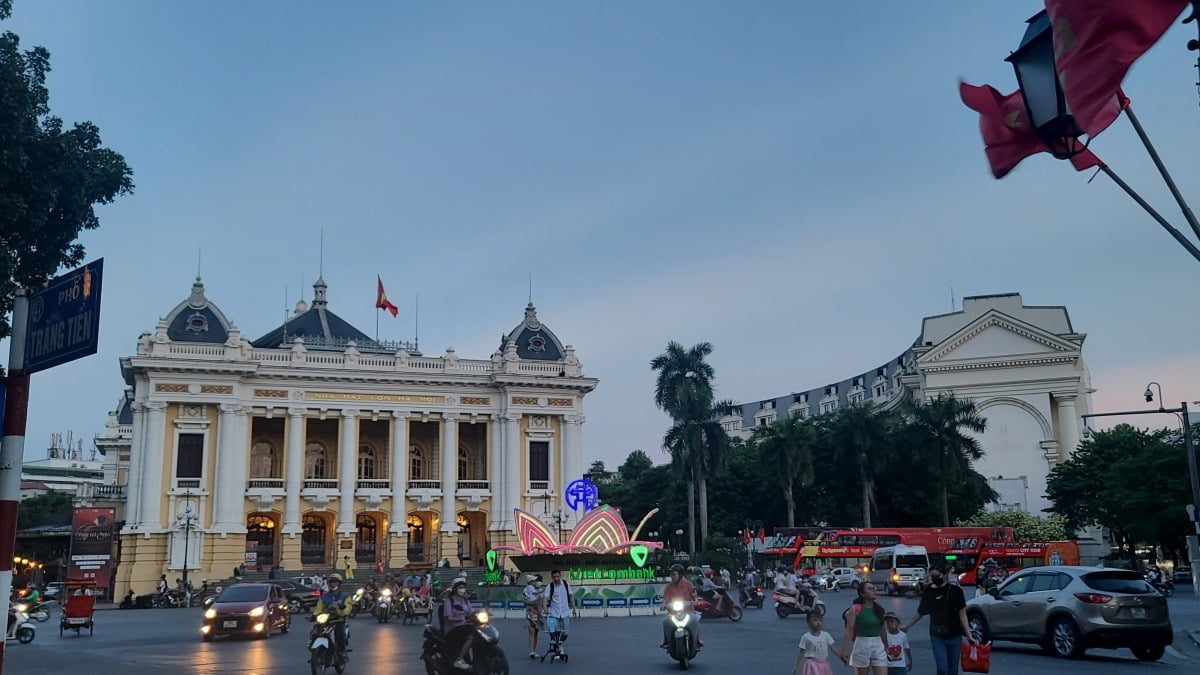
(919, 310, 1079, 369)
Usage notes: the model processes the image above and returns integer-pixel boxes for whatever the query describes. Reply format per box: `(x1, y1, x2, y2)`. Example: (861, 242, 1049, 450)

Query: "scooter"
(819, 574, 840, 592)
(664, 600, 699, 670)
(773, 583, 826, 619)
(694, 588, 743, 622)
(420, 608, 509, 674)
(307, 611, 350, 675)
(5, 604, 37, 644)
(374, 588, 393, 623)
(26, 600, 53, 623)
(736, 580, 764, 609)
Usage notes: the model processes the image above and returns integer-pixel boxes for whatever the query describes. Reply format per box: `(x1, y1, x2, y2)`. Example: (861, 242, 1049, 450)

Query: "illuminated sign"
(629, 545, 649, 568)
(495, 506, 663, 556)
(569, 567, 655, 581)
(565, 478, 600, 512)
(486, 550, 497, 571)
(482, 569, 504, 584)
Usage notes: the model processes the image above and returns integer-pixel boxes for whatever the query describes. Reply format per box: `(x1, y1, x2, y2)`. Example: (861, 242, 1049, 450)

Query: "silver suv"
(965, 566, 1172, 661)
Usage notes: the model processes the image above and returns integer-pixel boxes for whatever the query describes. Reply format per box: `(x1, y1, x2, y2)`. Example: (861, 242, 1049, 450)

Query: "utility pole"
(0, 290, 31, 672)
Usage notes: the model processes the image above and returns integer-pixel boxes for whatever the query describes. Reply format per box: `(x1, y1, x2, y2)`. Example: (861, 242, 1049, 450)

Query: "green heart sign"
(486, 550, 497, 571)
(629, 545, 649, 568)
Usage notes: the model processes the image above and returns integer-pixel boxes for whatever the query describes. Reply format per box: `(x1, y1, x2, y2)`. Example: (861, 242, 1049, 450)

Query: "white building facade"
(90, 277, 596, 597)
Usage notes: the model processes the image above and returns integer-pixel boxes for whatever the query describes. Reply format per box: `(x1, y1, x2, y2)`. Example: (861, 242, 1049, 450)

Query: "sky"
(4, 1, 1199, 468)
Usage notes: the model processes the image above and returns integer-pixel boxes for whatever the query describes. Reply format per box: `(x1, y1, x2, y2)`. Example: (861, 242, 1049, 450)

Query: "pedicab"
(59, 579, 96, 637)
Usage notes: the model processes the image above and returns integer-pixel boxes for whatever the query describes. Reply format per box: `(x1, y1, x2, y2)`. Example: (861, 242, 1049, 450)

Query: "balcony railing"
(303, 479, 338, 490)
(407, 479, 440, 490)
(356, 479, 390, 490)
(76, 484, 127, 500)
(528, 481, 550, 491)
(456, 480, 490, 491)
(248, 478, 284, 489)
(175, 479, 201, 489)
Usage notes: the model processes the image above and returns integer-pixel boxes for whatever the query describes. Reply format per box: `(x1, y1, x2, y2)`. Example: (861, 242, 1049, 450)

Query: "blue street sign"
(25, 258, 104, 374)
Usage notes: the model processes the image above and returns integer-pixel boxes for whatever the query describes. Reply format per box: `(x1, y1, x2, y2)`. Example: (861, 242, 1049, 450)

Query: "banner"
(68, 507, 116, 586)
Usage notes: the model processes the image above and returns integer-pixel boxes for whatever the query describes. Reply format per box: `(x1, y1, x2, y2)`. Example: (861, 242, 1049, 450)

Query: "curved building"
(723, 293, 1093, 516)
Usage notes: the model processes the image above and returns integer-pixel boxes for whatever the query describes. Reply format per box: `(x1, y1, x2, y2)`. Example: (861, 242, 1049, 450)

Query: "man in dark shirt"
(902, 563, 978, 675)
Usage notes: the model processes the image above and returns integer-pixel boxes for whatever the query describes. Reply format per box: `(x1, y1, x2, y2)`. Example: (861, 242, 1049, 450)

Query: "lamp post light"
(178, 489, 198, 589)
(1005, 10, 1085, 159)
(675, 529, 684, 556)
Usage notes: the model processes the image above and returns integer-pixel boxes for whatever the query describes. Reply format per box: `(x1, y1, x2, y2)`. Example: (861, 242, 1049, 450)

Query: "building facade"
(724, 293, 1094, 517)
(87, 277, 596, 597)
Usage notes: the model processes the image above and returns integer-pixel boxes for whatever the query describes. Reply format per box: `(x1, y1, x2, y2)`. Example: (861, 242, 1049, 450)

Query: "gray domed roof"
(502, 303, 565, 361)
(162, 277, 233, 343)
(252, 277, 373, 349)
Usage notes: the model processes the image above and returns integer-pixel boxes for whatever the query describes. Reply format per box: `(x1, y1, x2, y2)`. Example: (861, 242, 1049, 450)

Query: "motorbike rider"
(660, 564, 703, 650)
(440, 578, 477, 671)
(313, 573, 355, 656)
(775, 565, 800, 602)
(698, 569, 730, 615)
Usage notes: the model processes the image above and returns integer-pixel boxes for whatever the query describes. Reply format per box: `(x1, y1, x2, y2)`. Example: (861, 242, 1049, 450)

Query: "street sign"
(25, 258, 104, 374)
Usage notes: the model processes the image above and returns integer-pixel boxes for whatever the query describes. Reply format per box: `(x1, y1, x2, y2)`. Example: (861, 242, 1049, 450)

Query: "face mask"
(456, 588, 466, 596)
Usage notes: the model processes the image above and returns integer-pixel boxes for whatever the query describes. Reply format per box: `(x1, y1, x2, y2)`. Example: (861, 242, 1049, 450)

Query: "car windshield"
(218, 586, 268, 603)
(896, 555, 927, 568)
(1082, 571, 1155, 595)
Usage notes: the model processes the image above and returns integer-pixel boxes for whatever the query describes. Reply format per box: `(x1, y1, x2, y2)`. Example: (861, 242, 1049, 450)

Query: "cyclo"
(59, 579, 97, 637)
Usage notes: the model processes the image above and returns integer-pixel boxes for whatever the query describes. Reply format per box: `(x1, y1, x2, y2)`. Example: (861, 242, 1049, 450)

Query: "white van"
(867, 545, 929, 596)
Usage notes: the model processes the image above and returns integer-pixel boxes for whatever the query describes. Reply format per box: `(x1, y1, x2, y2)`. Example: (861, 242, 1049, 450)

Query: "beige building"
(87, 277, 596, 597)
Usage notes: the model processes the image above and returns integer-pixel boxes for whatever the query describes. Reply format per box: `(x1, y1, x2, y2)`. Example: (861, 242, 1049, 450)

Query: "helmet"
(702, 569, 713, 578)
(452, 578, 467, 589)
(778, 565, 789, 573)
(327, 573, 343, 583)
(669, 564, 685, 575)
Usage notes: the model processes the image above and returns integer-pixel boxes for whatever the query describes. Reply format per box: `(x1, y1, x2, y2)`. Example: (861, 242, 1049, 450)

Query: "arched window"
(409, 445, 424, 479)
(250, 441, 278, 478)
(305, 442, 328, 479)
(358, 444, 376, 479)
(301, 514, 327, 565)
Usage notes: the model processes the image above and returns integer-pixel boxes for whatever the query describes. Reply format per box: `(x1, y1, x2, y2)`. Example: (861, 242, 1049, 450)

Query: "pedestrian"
(542, 569, 574, 657)
(268, 565, 278, 580)
(766, 567, 776, 590)
(375, 559, 384, 575)
(883, 612, 911, 674)
(719, 566, 731, 589)
(842, 581, 889, 675)
(343, 556, 355, 580)
(523, 575, 545, 659)
(901, 563, 978, 675)
(793, 610, 841, 675)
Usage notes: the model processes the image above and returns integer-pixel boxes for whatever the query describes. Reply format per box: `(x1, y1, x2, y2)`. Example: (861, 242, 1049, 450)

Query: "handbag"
(961, 642, 991, 673)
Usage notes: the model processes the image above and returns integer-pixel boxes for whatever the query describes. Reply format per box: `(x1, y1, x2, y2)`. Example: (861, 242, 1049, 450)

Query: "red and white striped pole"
(0, 289, 30, 672)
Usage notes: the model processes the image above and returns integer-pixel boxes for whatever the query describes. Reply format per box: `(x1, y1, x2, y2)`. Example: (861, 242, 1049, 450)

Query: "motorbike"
(152, 589, 189, 609)
(308, 611, 351, 675)
(664, 600, 699, 670)
(420, 608, 509, 675)
(25, 600, 52, 623)
(350, 588, 369, 619)
(736, 580, 764, 609)
(5, 604, 36, 644)
(773, 583, 826, 619)
(694, 588, 743, 622)
(374, 588, 394, 623)
(1150, 577, 1175, 597)
(120, 589, 137, 610)
(819, 574, 839, 592)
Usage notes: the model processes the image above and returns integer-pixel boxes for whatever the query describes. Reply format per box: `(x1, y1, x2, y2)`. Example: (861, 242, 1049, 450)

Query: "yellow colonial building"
(87, 277, 596, 597)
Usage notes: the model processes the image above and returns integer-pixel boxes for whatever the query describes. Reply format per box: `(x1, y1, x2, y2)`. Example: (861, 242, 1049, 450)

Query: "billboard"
(68, 507, 116, 586)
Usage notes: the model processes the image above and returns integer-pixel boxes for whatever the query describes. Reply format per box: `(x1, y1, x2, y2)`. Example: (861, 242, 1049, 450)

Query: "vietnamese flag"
(959, 82, 1108, 178)
(757, 527, 766, 543)
(743, 530, 751, 546)
(1045, 0, 1189, 137)
(375, 276, 399, 317)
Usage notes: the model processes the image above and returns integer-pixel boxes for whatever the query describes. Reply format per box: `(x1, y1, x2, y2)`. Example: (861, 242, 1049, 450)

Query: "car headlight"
(316, 612, 330, 624)
(248, 606, 265, 617)
(381, 589, 392, 597)
(670, 600, 684, 611)
(475, 610, 489, 624)
(204, 608, 217, 619)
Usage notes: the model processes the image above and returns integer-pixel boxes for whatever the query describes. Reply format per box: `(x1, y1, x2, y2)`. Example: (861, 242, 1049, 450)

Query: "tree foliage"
(956, 509, 1072, 541)
(905, 394, 989, 526)
(1, 2, 133, 339)
(17, 489, 73, 530)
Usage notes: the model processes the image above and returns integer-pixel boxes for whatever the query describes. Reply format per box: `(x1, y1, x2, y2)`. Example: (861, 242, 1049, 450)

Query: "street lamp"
(1143, 383, 1199, 531)
(675, 529, 684, 555)
(178, 489, 198, 588)
(1005, 10, 1084, 159)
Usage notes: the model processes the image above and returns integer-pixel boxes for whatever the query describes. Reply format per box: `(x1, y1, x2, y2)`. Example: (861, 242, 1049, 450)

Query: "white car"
(824, 567, 862, 589)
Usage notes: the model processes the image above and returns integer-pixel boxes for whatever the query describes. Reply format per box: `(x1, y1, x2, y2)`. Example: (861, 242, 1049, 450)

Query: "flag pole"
(1123, 106, 1200, 242)
(1100, 165, 1200, 263)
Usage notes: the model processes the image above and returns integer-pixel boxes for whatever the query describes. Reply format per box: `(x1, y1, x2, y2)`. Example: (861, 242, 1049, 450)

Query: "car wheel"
(289, 598, 304, 614)
(967, 612, 989, 644)
(1048, 618, 1084, 659)
(851, 580, 860, 590)
(1131, 646, 1165, 662)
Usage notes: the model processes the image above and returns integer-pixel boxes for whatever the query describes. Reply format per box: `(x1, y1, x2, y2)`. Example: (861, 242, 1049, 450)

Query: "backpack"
(548, 580, 571, 608)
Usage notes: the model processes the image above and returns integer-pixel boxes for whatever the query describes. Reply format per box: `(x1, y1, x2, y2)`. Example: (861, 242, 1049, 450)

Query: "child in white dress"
(793, 612, 842, 675)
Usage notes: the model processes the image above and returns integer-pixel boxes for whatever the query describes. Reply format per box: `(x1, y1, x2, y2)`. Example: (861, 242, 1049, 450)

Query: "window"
(358, 444, 377, 479)
(250, 441, 277, 478)
(849, 391, 865, 404)
(1030, 573, 1067, 593)
(529, 441, 549, 482)
(458, 447, 468, 480)
(409, 446, 424, 479)
(305, 442, 329, 479)
(999, 573, 1035, 597)
(176, 433, 203, 479)
(873, 383, 887, 398)
(872, 554, 893, 571)
(820, 400, 838, 414)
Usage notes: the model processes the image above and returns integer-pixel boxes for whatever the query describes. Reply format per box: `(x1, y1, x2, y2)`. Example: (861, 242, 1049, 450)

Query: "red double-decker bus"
(944, 539, 1080, 585)
(794, 527, 1015, 576)
(760, 527, 829, 569)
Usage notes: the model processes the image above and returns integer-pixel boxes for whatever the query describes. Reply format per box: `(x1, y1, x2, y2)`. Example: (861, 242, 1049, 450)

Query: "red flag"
(375, 276, 399, 317)
(1045, 0, 1188, 136)
(959, 81, 1113, 179)
(742, 530, 751, 546)
(757, 527, 766, 543)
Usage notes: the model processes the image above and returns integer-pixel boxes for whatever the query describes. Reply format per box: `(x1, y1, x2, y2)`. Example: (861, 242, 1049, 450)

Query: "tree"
(956, 509, 1072, 541)
(617, 450, 653, 481)
(753, 415, 815, 527)
(585, 460, 612, 485)
(661, 382, 734, 552)
(17, 489, 72, 530)
(824, 403, 896, 527)
(906, 393, 989, 526)
(0, 1, 133, 340)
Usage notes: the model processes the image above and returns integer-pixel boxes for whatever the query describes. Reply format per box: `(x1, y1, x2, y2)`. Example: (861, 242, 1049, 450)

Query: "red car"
(201, 583, 291, 641)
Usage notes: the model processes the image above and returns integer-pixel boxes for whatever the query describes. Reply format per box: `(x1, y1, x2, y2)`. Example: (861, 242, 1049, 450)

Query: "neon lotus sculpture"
(495, 505, 665, 556)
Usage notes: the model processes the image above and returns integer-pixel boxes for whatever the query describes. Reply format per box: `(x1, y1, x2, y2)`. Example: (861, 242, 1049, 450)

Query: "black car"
(267, 579, 321, 613)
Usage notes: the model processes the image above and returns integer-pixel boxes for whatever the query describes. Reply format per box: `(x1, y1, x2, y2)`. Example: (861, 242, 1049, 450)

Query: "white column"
(503, 412, 521, 529)
(212, 403, 244, 532)
(389, 412, 410, 534)
(337, 410, 359, 536)
(489, 415, 504, 530)
(1056, 395, 1081, 459)
(440, 414, 459, 533)
(139, 401, 168, 530)
(125, 401, 146, 530)
(282, 408, 305, 535)
(563, 414, 585, 528)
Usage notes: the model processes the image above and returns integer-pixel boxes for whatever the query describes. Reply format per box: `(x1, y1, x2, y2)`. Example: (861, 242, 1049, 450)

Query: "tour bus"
(793, 526, 1012, 577)
(760, 526, 833, 570)
(942, 539, 1080, 585)
(866, 545, 930, 596)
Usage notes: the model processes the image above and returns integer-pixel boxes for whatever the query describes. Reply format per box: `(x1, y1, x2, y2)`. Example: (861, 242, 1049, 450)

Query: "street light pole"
(180, 489, 195, 589)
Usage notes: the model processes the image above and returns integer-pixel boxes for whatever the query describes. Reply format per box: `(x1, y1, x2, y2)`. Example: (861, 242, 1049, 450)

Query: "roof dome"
(162, 277, 233, 343)
(502, 303, 565, 361)
(252, 276, 374, 349)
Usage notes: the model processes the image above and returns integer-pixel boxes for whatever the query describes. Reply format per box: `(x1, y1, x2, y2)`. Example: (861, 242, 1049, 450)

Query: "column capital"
(145, 400, 169, 412)
(563, 414, 584, 425)
(443, 412, 459, 422)
(219, 402, 245, 415)
(341, 409, 360, 419)
(288, 407, 307, 417)
(392, 410, 411, 420)
(1052, 393, 1078, 403)
(504, 412, 522, 423)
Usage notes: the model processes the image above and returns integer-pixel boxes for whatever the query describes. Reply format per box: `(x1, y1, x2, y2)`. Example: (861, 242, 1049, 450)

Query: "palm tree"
(825, 403, 897, 527)
(662, 383, 734, 552)
(753, 415, 816, 528)
(651, 341, 715, 412)
(906, 393, 988, 526)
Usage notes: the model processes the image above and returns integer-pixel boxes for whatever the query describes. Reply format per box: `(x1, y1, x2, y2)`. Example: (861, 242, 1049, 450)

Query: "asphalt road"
(6, 587, 1199, 674)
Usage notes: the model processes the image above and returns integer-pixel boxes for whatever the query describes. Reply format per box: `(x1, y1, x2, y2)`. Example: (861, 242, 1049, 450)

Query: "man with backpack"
(543, 569, 574, 656)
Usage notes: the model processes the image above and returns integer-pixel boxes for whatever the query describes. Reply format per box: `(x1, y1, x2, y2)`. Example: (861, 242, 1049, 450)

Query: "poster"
(68, 507, 116, 587)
